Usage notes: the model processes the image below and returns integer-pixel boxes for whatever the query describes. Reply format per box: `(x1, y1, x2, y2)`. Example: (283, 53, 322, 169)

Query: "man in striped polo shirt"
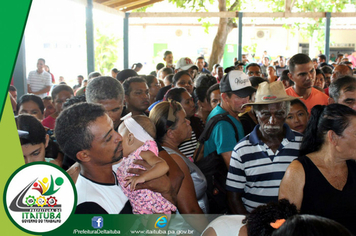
(226, 81, 303, 214)
(27, 58, 52, 98)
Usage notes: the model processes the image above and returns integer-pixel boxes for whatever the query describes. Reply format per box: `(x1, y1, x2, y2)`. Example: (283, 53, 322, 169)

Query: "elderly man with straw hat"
(226, 81, 303, 214)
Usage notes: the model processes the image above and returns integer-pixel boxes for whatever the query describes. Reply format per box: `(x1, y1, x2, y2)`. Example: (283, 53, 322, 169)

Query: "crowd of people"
(9, 49, 356, 235)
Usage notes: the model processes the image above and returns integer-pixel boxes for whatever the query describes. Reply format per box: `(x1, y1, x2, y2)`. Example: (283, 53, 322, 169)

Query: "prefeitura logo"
(4, 162, 76, 234)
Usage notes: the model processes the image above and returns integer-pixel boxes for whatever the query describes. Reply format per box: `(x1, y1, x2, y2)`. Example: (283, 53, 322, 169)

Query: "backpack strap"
(194, 112, 239, 162)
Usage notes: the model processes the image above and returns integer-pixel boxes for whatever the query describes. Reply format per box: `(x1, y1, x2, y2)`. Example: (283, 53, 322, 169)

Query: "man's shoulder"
(76, 174, 129, 214)
(311, 87, 329, 99)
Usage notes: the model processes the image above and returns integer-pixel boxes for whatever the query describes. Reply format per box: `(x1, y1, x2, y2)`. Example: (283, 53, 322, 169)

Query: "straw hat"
(242, 81, 296, 107)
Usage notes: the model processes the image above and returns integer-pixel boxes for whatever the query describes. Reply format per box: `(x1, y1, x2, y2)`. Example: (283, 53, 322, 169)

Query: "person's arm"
(202, 227, 217, 236)
(169, 153, 209, 232)
(158, 149, 184, 196)
(32, 85, 51, 95)
(9, 92, 17, 113)
(127, 159, 176, 205)
(125, 150, 169, 191)
(278, 160, 305, 210)
(66, 162, 81, 184)
(221, 151, 232, 169)
(27, 84, 32, 93)
(227, 191, 248, 214)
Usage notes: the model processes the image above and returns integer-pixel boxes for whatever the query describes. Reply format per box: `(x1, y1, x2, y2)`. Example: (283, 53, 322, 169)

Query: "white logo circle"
(4, 163, 76, 233)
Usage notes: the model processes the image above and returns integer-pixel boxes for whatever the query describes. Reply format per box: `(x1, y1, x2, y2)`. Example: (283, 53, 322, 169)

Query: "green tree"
(168, 0, 240, 70)
(266, 0, 356, 55)
(94, 28, 121, 75)
(140, 0, 355, 68)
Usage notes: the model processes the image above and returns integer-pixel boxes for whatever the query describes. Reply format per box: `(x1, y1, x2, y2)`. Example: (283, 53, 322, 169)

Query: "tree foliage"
(94, 28, 120, 75)
(136, 0, 356, 66)
(268, 0, 356, 52)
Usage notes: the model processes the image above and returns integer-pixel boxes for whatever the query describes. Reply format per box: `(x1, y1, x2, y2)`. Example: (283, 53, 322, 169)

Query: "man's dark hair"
(38, 58, 45, 64)
(321, 65, 333, 75)
(246, 63, 261, 72)
(312, 58, 317, 63)
(9, 85, 17, 92)
(86, 76, 124, 102)
(111, 68, 119, 74)
(196, 56, 205, 61)
(116, 69, 138, 83)
(88, 71, 101, 80)
(289, 53, 311, 73)
(156, 63, 165, 71)
(194, 74, 217, 102)
(161, 67, 174, 75)
(329, 76, 356, 102)
(318, 54, 326, 61)
(17, 94, 45, 115)
(206, 83, 220, 104)
(122, 76, 146, 96)
(51, 84, 74, 102)
(16, 114, 46, 146)
(77, 75, 84, 80)
(55, 103, 106, 162)
(63, 95, 86, 109)
(164, 51, 172, 58)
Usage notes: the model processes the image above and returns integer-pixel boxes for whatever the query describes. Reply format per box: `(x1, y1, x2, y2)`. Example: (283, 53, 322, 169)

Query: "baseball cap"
(176, 57, 198, 71)
(224, 66, 236, 74)
(219, 70, 256, 98)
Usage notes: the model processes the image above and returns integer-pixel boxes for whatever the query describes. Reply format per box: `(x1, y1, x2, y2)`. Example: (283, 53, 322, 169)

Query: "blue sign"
(92, 216, 104, 229)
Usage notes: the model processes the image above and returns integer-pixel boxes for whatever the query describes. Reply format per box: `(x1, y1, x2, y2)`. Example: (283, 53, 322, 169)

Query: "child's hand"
(125, 176, 145, 191)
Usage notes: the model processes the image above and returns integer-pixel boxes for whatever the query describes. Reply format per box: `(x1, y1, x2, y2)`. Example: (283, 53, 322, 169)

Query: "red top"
(286, 87, 329, 113)
(42, 115, 56, 130)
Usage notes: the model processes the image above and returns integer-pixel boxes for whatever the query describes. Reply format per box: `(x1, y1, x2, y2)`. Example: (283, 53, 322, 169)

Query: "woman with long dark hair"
(279, 104, 356, 234)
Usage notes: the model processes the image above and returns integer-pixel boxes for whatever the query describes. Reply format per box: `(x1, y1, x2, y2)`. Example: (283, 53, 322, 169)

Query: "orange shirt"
(285, 87, 329, 113)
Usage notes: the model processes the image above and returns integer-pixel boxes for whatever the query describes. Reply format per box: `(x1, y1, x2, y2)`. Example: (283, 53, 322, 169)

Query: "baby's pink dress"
(116, 140, 177, 214)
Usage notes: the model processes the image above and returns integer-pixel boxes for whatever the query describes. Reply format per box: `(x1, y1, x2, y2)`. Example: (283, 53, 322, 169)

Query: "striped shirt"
(226, 124, 303, 212)
(178, 130, 198, 160)
(27, 70, 52, 98)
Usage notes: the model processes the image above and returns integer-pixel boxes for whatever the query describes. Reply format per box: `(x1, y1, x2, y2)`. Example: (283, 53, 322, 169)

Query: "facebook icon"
(91, 216, 104, 229)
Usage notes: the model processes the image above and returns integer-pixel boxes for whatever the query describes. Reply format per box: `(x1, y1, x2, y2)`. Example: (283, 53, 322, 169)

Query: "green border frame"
(3, 162, 77, 235)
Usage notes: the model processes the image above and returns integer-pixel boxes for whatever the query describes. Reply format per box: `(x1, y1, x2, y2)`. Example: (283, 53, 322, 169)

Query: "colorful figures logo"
(32, 176, 63, 196)
(9, 175, 64, 211)
(4, 163, 76, 234)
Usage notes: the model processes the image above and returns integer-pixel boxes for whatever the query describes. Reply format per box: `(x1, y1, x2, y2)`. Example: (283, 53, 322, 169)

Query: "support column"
(238, 12, 243, 61)
(86, 0, 95, 73)
(325, 12, 331, 62)
(13, 37, 27, 99)
(124, 12, 130, 69)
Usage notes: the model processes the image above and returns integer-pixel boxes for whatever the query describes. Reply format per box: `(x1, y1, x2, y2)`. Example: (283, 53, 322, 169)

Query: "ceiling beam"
(129, 12, 356, 18)
(122, 0, 163, 11)
(115, 0, 149, 10)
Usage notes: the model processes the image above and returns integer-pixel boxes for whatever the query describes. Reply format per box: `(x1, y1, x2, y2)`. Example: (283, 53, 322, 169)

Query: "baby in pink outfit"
(116, 113, 176, 214)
